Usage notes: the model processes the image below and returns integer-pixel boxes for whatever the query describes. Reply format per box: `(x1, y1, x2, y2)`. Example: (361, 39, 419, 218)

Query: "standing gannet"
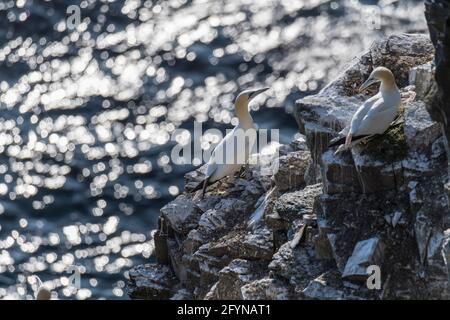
(329, 67, 401, 152)
(192, 88, 269, 198)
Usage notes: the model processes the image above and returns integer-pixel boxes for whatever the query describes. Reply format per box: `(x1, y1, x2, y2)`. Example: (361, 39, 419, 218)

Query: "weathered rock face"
(204, 259, 267, 300)
(127, 34, 450, 300)
(127, 264, 178, 300)
(425, 0, 450, 148)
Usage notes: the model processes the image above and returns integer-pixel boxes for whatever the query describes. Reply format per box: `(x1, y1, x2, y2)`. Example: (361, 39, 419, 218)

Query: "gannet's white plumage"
(331, 67, 401, 153)
(193, 88, 269, 198)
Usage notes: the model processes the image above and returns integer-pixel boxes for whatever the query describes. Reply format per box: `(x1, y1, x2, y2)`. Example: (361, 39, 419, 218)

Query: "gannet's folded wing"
(356, 99, 398, 135)
(350, 93, 381, 135)
(204, 127, 242, 182)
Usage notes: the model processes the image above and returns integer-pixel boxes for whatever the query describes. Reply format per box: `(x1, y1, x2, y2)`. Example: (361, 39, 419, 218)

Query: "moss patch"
(359, 110, 408, 163)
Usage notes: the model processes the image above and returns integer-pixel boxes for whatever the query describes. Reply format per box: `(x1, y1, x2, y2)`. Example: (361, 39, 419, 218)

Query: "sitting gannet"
(329, 67, 401, 153)
(192, 88, 269, 198)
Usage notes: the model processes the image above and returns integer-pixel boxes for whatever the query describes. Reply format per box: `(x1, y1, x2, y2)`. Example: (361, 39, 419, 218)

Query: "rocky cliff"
(127, 34, 450, 300)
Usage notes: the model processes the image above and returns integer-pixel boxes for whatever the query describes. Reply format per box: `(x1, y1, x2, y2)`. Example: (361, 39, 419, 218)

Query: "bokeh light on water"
(0, 0, 425, 299)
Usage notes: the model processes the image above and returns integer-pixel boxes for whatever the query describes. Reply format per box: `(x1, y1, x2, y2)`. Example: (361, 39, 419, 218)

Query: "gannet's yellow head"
(359, 67, 396, 92)
(235, 88, 269, 108)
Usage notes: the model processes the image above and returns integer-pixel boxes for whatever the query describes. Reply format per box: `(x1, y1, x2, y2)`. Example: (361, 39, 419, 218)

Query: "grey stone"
(272, 184, 321, 229)
(160, 194, 201, 236)
(127, 264, 178, 300)
(302, 272, 364, 300)
(205, 259, 266, 300)
(240, 278, 290, 300)
(269, 242, 324, 290)
(321, 149, 362, 194)
(404, 100, 441, 152)
(303, 278, 347, 300)
(351, 147, 404, 194)
(342, 237, 385, 281)
(273, 151, 311, 192)
(409, 63, 435, 101)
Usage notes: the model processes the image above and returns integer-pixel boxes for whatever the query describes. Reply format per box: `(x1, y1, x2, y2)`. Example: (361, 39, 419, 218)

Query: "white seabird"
(329, 67, 401, 153)
(192, 88, 269, 198)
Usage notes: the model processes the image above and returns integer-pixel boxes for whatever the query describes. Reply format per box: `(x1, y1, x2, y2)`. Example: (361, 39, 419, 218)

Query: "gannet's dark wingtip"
(328, 136, 347, 148)
(327, 135, 370, 149)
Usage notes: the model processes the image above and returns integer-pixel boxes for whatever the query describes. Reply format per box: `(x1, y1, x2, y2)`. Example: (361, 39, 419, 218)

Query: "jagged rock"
(188, 243, 231, 297)
(321, 150, 362, 194)
(385, 210, 404, 228)
(184, 166, 206, 192)
(194, 194, 223, 213)
(342, 237, 385, 281)
(326, 233, 346, 272)
(183, 229, 206, 255)
(197, 209, 227, 237)
(302, 279, 347, 300)
(269, 184, 321, 231)
(240, 278, 290, 300)
(368, 34, 434, 87)
(167, 238, 188, 283)
(313, 219, 334, 260)
(127, 264, 178, 299)
(269, 242, 324, 292)
(273, 151, 311, 192)
(248, 151, 280, 191)
(205, 259, 266, 300)
(404, 100, 441, 152)
(207, 227, 274, 261)
(302, 271, 365, 300)
(290, 135, 310, 152)
(351, 148, 404, 194)
(170, 289, 193, 300)
(160, 194, 201, 236)
(409, 63, 436, 101)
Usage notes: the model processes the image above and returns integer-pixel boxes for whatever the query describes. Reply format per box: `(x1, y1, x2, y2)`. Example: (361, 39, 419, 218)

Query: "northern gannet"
(192, 88, 269, 198)
(329, 67, 401, 152)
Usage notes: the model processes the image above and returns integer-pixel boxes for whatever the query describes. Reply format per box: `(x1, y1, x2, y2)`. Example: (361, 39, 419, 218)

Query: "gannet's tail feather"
(328, 135, 369, 148)
(248, 187, 275, 229)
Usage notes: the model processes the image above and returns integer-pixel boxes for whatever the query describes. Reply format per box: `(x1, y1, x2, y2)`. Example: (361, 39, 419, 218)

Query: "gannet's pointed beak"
(359, 78, 380, 92)
(249, 87, 269, 100)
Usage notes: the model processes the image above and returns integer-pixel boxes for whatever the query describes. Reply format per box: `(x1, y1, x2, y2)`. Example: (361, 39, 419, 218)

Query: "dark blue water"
(0, 0, 425, 299)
